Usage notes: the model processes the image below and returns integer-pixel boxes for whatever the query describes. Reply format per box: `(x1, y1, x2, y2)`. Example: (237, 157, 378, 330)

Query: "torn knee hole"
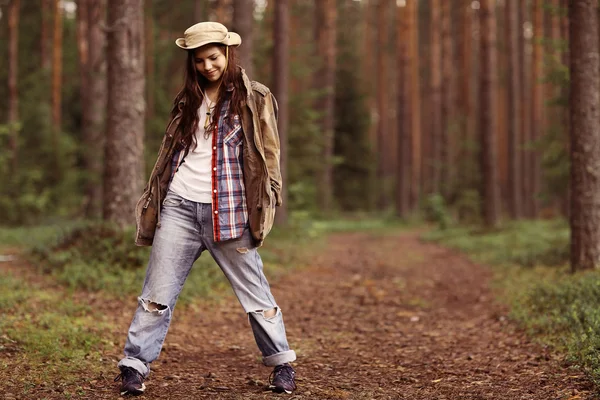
(140, 298, 168, 314)
(236, 247, 249, 254)
(253, 307, 278, 318)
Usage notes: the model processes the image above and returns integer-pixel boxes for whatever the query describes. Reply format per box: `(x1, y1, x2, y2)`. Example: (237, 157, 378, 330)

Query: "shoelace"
(114, 367, 137, 382)
(269, 365, 296, 388)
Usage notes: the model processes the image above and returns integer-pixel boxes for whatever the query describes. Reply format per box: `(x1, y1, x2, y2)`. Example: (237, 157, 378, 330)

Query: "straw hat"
(175, 22, 242, 50)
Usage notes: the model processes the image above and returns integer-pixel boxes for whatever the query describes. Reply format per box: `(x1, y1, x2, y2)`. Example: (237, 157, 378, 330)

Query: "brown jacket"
(134, 70, 281, 247)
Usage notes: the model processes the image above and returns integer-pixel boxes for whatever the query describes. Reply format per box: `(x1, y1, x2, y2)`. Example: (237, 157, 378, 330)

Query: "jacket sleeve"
(260, 92, 283, 206)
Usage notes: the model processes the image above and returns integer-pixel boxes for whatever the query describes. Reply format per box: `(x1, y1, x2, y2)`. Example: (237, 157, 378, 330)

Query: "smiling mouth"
(206, 71, 217, 76)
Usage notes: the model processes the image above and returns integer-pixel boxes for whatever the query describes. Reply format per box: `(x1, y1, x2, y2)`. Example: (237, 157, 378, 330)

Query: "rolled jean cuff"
(118, 356, 150, 378)
(263, 350, 297, 367)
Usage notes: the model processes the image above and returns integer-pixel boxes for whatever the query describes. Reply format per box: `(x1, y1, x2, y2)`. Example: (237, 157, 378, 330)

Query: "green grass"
(423, 219, 570, 267)
(424, 219, 600, 387)
(0, 275, 112, 396)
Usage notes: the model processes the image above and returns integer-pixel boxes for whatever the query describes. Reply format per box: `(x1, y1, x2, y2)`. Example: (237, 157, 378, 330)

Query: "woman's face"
(194, 45, 227, 84)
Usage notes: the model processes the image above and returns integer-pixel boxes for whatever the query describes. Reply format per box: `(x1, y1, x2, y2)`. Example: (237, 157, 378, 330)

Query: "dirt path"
(3, 231, 597, 399)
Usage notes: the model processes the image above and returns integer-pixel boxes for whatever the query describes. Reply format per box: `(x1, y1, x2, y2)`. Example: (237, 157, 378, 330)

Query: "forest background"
(4, 0, 600, 397)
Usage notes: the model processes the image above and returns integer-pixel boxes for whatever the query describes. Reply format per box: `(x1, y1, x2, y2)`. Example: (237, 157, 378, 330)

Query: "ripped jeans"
(118, 190, 296, 378)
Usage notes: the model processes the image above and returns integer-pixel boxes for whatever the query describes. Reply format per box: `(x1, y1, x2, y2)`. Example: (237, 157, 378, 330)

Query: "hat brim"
(175, 32, 242, 50)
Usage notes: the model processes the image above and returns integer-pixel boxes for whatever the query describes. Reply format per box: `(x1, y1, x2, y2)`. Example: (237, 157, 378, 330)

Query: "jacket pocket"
(223, 115, 243, 147)
(136, 189, 158, 242)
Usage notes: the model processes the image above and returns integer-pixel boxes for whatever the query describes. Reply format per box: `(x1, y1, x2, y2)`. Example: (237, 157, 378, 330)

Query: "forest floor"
(0, 229, 597, 399)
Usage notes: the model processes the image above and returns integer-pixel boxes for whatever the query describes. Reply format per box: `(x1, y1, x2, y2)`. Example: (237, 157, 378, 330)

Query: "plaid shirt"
(170, 97, 248, 242)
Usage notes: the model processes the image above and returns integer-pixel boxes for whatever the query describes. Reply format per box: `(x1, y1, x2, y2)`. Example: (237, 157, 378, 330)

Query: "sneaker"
(114, 366, 146, 396)
(268, 364, 296, 394)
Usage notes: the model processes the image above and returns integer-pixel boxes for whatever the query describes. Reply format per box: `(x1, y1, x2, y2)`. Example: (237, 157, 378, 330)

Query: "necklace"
(204, 96, 215, 130)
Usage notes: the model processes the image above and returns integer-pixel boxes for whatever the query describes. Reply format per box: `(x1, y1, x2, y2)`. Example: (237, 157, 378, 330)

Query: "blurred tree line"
(1, 0, 600, 271)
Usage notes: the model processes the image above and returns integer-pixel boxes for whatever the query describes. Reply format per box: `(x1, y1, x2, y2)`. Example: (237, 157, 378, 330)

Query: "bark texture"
(569, 0, 600, 271)
(52, 0, 63, 132)
(84, 0, 107, 218)
(396, 3, 411, 216)
(315, 0, 337, 212)
(480, 0, 500, 228)
(232, 0, 254, 78)
(441, 0, 456, 199)
(273, 0, 289, 225)
(375, 0, 388, 208)
(506, 0, 522, 218)
(103, 0, 145, 227)
(407, 0, 421, 209)
(8, 0, 20, 173)
(430, 0, 442, 195)
(529, 0, 544, 217)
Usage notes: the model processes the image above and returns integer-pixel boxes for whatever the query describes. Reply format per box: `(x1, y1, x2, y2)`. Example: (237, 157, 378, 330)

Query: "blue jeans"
(118, 190, 296, 377)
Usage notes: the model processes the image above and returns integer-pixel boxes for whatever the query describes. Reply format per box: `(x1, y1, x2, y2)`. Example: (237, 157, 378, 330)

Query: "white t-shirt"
(169, 102, 213, 203)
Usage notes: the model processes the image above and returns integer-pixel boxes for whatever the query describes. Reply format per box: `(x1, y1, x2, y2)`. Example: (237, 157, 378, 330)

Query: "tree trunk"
(506, 0, 522, 218)
(441, 0, 456, 199)
(232, 0, 254, 78)
(480, 0, 500, 228)
(496, 1, 508, 213)
(52, 0, 63, 134)
(569, 0, 600, 271)
(84, 0, 107, 218)
(273, 0, 289, 225)
(458, 1, 475, 203)
(530, 0, 544, 217)
(104, 0, 145, 227)
(363, 0, 377, 210)
(376, 0, 388, 208)
(77, 0, 90, 213)
(396, 2, 411, 217)
(41, 0, 51, 70)
(560, 0, 570, 218)
(145, 2, 155, 123)
(520, 0, 532, 219)
(194, 0, 205, 23)
(213, 0, 232, 26)
(407, 0, 421, 209)
(315, 0, 337, 212)
(8, 0, 20, 173)
(430, 0, 442, 195)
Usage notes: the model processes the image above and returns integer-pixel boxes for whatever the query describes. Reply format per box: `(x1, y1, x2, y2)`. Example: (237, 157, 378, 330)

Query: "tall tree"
(195, 0, 206, 22)
(480, 0, 500, 227)
(530, 0, 544, 217)
(457, 0, 476, 206)
(84, 0, 107, 218)
(232, 0, 254, 78)
(273, 0, 289, 225)
(569, 0, 600, 271)
(506, 0, 522, 218)
(315, 0, 337, 211)
(396, 2, 411, 216)
(7, 0, 20, 173)
(520, 0, 532, 219)
(441, 0, 456, 199)
(104, 0, 145, 226)
(430, 0, 443, 195)
(375, 0, 388, 208)
(51, 0, 63, 134)
(41, 0, 51, 70)
(407, 0, 421, 209)
(213, 0, 232, 25)
(145, 1, 155, 123)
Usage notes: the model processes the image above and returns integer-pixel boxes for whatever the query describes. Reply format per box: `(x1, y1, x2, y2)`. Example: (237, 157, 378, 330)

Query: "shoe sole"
(120, 383, 146, 396)
(268, 384, 293, 394)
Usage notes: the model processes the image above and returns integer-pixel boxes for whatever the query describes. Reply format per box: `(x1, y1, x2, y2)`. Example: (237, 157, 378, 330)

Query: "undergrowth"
(424, 219, 600, 387)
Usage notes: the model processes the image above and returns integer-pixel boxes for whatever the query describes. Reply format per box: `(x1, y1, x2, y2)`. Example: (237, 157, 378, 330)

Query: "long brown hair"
(172, 44, 246, 152)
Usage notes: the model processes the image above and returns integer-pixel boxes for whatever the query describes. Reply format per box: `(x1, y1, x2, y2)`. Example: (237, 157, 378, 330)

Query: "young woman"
(114, 22, 296, 396)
